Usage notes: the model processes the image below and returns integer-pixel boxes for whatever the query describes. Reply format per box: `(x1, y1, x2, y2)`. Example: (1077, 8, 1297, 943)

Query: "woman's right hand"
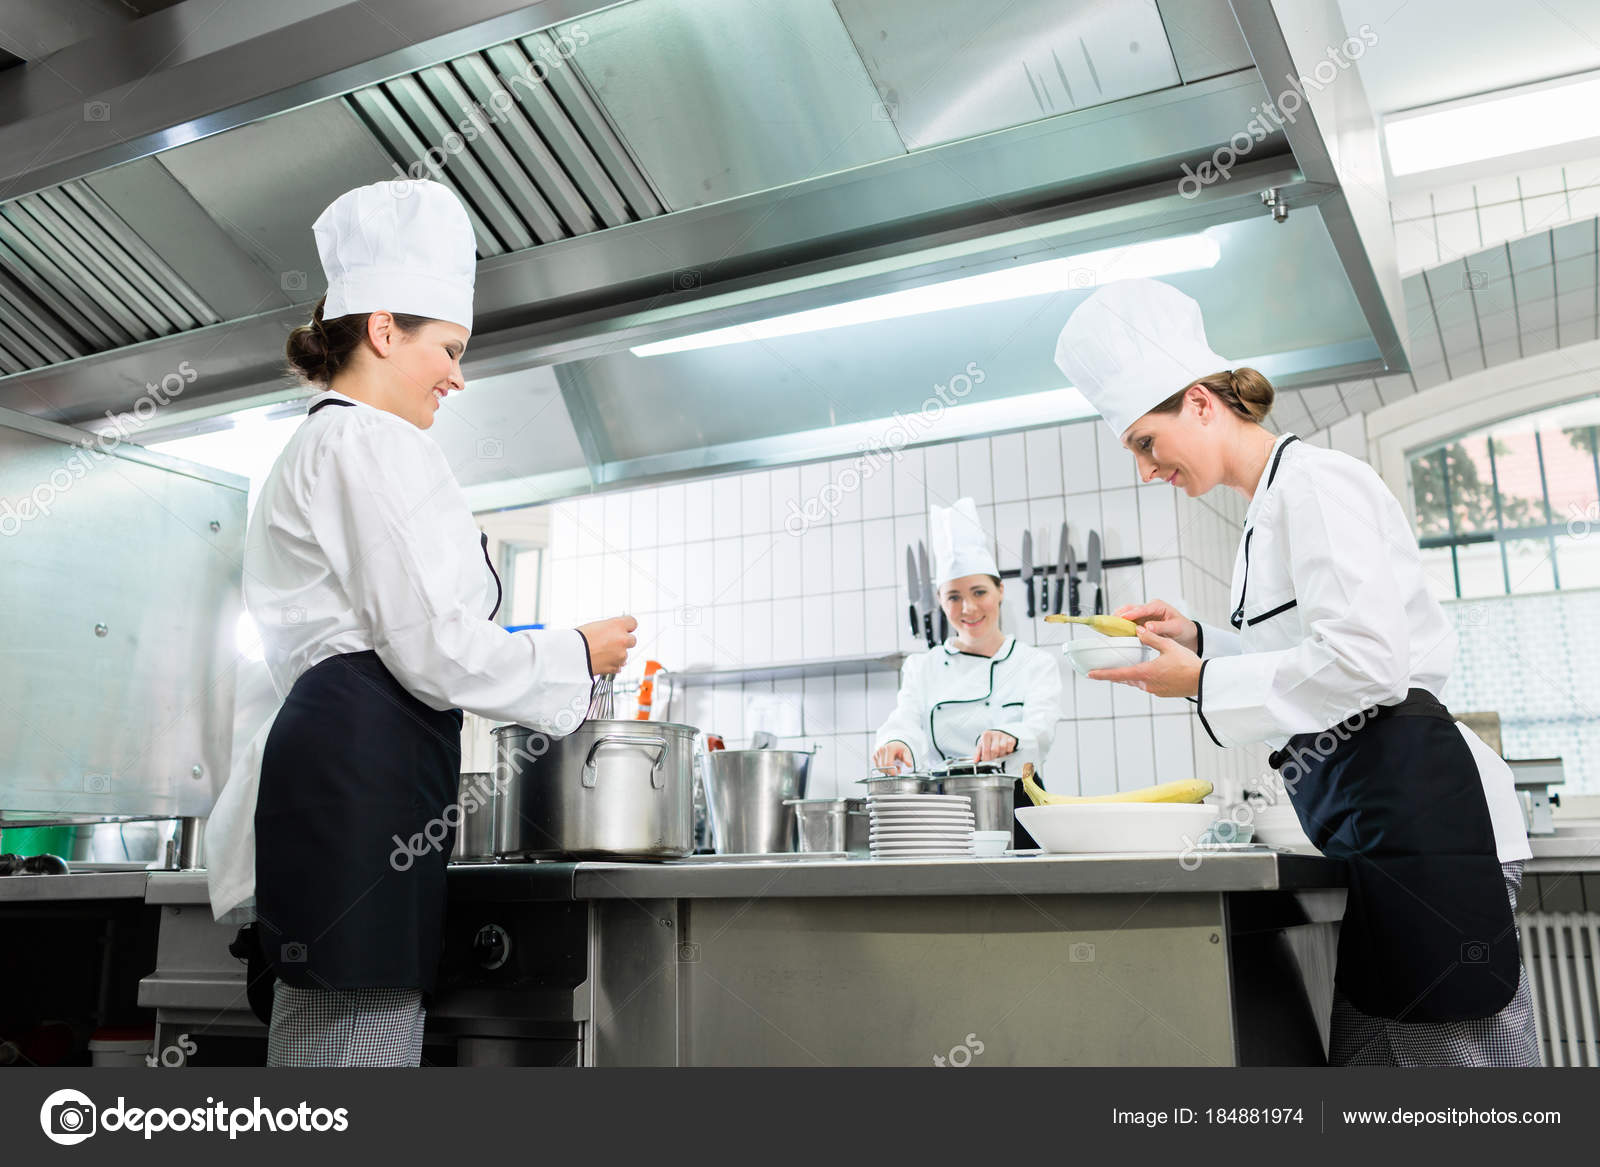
(1114, 598, 1199, 654)
(872, 741, 912, 774)
(578, 614, 637, 676)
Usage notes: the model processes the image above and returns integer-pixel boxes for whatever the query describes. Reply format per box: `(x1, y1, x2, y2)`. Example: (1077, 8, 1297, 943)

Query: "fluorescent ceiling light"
(1384, 70, 1600, 177)
(630, 233, 1221, 357)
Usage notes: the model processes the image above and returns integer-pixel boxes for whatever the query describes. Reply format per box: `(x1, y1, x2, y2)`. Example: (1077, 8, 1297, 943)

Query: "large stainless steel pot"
(452, 771, 498, 862)
(934, 773, 1016, 836)
(702, 749, 812, 853)
(492, 720, 696, 859)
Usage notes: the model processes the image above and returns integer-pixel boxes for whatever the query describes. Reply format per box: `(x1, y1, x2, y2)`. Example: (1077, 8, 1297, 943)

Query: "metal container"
(492, 720, 696, 859)
(702, 749, 813, 853)
(935, 772, 1017, 836)
(786, 798, 869, 854)
(452, 771, 498, 862)
(856, 771, 934, 796)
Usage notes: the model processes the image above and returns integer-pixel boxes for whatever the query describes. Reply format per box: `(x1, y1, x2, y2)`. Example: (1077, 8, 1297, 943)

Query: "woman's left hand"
(1089, 625, 1203, 698)
(973, 729, 1018, 763)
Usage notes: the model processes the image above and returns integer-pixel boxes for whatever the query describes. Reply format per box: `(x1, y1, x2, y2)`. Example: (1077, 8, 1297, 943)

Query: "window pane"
(1488, 432, 1550, 531)
(1410, 450, 1453, 539)
(1504, 537, 1556, 594)
(1454, 539, 1506, 598)
(1554, 532, 1600, 591)
(1418, 545, 1459, 600)
(1547, 425, 1599, 532)
(1444, 439, 1501, 535)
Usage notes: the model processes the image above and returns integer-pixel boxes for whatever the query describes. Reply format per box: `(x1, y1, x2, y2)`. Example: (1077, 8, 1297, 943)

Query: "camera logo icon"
(672, 269, 701, 291)
(1460, 940, 1489, 964)
(281, 941, 308, 963)
(281, 270, 308, 293)
(476, 437, 504, 460)
(83, 101, 111, 122)
(40, 1088, 97, 1145)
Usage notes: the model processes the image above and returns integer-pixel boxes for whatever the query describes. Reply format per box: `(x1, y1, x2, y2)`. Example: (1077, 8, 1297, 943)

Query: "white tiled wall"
(541, 418, 1272, 801)
(1391, 155, 1600, 274)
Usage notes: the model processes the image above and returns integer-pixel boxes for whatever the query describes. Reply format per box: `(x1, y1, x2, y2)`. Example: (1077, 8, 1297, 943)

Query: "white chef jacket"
(873, 636, 1061, 772)
(205, 390, 594, 918)
(1193, 433, 1529, 863)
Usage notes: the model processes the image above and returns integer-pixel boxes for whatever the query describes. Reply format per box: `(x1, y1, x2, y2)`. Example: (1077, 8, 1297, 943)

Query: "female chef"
(1052, 277, 1536, 1066)
(205, 180, 636, 1067)
(872, 498, 1061, 776)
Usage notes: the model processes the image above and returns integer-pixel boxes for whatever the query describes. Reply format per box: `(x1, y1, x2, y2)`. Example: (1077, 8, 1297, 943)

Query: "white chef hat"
(930, 497, 999, 585)
(1052, 278, 1231, 437)
(313, 180, 476, 331)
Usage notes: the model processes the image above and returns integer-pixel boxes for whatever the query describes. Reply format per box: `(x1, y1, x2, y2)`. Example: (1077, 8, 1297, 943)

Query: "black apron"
(244, 395, 497, 1004)
(1242, 439, 1518, 1023)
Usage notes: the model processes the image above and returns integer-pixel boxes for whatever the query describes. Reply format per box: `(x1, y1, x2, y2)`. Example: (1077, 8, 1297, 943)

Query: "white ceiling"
(1335, 0, 1600, 114)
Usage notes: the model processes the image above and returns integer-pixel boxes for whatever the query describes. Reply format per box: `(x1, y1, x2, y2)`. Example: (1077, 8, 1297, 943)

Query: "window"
(1409, 396, 1600, 598)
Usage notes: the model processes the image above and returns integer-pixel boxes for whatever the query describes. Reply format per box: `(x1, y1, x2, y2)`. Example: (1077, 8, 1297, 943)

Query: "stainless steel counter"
(0, 869, 151, 901)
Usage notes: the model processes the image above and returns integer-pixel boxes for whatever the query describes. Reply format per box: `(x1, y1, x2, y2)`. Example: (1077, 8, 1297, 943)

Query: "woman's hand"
(1115, 597, 1199, 654)
(1089, 625, 1202, 698)
(578, 614, 637, 676)
(873, 741, 913, 773)
(973, 730, 1018, 763)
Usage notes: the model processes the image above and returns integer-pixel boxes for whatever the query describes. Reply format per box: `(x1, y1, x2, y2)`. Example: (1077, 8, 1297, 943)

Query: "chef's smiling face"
(940, 574, 1003, 645)
(375, 315, 469, 429)
(1123, 385, 1218, 496)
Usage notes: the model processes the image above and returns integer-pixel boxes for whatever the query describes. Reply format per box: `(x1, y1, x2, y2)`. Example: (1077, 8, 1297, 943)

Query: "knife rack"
(996, 555, 1142, 580)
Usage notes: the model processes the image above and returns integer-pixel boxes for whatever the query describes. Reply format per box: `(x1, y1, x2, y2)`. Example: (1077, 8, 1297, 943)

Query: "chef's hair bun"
(1222, 367, 1274, 422)
(285, 297, 430, 386)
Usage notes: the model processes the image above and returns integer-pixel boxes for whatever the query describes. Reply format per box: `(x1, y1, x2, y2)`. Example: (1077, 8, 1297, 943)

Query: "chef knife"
(1054, 522, 1069, 614)
(1067, 539, 1080, 616)
(906, 545, 921, 639)
(916, 540, 936, 647)
(1086, 529, 1104, 616)
(1021, 528, 1035, 617)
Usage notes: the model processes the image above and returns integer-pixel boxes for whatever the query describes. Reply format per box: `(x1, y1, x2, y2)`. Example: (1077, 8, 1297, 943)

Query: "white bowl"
(1014, 803, 1219, 854)
(973, 830, 1010, 857)
(1063, 638, 1151, 678)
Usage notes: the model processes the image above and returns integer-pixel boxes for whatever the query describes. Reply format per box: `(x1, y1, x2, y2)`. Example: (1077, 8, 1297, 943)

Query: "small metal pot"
(786, 798, 869, 854)
(452, 771, 498, 862)
(857, 770, 935, 796)
(702, 748, 813, 854)
(935, 773, 1016, 836)
(493, 720, 696, 859)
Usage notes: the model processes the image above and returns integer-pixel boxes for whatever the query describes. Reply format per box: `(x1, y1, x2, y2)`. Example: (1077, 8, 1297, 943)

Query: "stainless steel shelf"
(668, 653, 907, 686)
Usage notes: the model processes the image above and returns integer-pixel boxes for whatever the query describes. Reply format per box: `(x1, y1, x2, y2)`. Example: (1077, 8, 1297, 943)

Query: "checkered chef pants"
(1328, 861, 1541, 1066)
(266, 983, 427, 1067)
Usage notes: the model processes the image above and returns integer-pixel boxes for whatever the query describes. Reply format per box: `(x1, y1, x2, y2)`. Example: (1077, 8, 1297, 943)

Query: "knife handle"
(909, 604, 919, 638)
(923, 613, 936, 647)
(938, 611, 948, 643)
(1095, 583, 1104, 615)
(1069, 576, 1080, 617)
(1025, 579, 1035, 618)
(1053, 574, 1064, 614)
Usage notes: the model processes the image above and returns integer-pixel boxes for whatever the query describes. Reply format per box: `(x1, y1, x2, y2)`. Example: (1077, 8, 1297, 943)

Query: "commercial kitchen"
(2, 0, 1600, 1072)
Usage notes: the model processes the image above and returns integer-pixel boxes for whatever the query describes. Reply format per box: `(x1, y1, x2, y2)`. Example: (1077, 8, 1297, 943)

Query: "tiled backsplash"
(541, 417, 1279, 802)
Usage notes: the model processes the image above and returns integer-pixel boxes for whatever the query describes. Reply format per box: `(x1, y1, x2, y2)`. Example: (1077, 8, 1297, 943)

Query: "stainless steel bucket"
(492, 720, 696, 859)
(935, 773, 1016, 836)
(702, 749, 813, 853)
(452, 771, 498, 862)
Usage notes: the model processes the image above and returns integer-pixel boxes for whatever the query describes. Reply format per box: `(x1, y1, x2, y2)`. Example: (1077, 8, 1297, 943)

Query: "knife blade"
(1067, 540, 1080, 616)
(916, 540, 936, 647)
(1086, 529, 1103, 616)
(1054, 522, 1069, 614)
(906, 545, 920, 639)
(1021, 528, 1035, 617)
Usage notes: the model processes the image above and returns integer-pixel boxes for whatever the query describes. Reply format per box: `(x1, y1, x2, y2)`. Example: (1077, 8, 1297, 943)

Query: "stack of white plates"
(867, 793, 976, 858)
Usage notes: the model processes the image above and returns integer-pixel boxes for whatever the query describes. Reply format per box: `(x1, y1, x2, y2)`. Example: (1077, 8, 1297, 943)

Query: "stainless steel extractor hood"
(0, 0, 1405, 502)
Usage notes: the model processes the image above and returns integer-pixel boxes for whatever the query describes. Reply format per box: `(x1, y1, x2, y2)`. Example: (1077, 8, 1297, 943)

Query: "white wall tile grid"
(543, 420, 1276, 800)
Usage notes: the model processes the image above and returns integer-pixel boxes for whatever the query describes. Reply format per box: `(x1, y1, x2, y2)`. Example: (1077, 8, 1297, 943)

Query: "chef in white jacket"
(204, 180, 635, 1067)
(872, 499, 1060, 777)
(1053, 277, 1535, 1067)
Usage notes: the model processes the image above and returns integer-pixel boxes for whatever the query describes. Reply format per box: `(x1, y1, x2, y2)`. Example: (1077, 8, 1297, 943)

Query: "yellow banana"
(1021, 765, 1211, 806)
(1043, 614, 1139, 637)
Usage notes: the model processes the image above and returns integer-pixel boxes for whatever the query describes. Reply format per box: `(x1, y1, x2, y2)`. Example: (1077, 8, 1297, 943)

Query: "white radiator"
(1520, 913, 1600, 1067)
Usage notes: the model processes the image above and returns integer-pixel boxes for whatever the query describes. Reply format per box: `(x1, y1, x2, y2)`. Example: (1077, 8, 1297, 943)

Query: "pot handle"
(582, 734, 669, 790)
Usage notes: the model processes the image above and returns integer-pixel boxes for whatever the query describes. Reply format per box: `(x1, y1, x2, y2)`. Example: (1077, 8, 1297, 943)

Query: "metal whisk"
(586, 673, 615, 720)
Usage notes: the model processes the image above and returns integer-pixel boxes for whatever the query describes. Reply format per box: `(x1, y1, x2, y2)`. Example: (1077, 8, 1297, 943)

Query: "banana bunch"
(1021, 764, 1211, 807)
